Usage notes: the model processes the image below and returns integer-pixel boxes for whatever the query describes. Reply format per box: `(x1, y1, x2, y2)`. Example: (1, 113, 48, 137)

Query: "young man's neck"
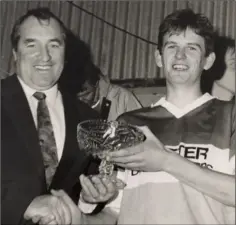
(166, 85, 203, 108)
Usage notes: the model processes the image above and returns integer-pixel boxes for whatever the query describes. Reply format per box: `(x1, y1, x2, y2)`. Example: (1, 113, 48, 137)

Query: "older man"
(1, 8, 118, 225)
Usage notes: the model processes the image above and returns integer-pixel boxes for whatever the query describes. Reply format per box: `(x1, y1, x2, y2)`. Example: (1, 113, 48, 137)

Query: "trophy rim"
(77, 119, 144, 136)
(77, 119, 146, 157)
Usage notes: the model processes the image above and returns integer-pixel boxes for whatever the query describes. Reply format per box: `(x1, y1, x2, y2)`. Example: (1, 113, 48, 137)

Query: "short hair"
(11, 7, 67, 51)
(213, 36, 235, 80)
(83, 60, 101, 86)
(201, 36, 235, 94)
(157, 9, 215, 56)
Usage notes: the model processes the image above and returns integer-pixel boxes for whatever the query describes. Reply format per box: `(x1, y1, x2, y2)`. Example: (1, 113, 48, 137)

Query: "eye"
(26, 43, 36, 48)
(50, 43, 60, 48)
(187, 46, 197, 51)
(167, 45, 176, 49)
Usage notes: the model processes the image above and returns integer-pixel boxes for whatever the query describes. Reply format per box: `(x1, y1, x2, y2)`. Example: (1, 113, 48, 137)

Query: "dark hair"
(211, 36, 235, 80)
(58, 31, 96, 95)
(158, 9, 215, 56)
(11, 7, 67, 51)
(201, 36, 235, 93)
(83, 60, 101, 86)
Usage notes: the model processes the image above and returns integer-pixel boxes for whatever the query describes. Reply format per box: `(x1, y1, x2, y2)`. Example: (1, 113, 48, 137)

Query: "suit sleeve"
(1, 110, 39, 225)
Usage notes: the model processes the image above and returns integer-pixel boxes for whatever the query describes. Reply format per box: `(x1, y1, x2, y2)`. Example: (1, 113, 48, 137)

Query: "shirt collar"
(17, 76, 59, 104)
(151, 93, 215, 118)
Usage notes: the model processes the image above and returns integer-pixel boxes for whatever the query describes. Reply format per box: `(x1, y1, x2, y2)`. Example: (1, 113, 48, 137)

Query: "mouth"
(172, 64, 189, 71)
(34, 65, 52, 71)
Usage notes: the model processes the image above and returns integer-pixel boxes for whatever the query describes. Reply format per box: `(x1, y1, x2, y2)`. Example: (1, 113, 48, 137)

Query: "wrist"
(161, 148, 174, 172)
(71, 206, 83, 225)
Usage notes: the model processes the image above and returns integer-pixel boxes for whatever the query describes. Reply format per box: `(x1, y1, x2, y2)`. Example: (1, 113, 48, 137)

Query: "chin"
(169, 75, 190, 83)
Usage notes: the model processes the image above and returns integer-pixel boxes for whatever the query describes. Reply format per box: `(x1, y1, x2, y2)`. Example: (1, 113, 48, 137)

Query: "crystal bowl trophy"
(77, 120, 146, 185)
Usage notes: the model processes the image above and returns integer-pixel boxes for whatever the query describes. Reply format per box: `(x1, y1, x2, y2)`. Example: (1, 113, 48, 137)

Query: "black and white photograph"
(1, 0, 235, 224)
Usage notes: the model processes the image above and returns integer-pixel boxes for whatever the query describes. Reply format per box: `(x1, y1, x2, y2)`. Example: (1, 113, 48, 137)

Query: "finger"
(24, 211, 32, 220)
(79, 175, 96, 199)
(47, 221, 57, 225)
(113, 178, 127, 189)
(101, 177, 116, 191)
(91, 176, 107, 196)
(38, 215, 55, 225)
(115, 162, 142, 170)
(57, 196, 72, 225)
(57, 190, 82, 222)
(109, 145, 143, 158)
(32, 215, 41, 223)
(48, 197, 62, 225)
(55, 197, 72, 225)
(110, 154, 142, 164)
(81, 175, 100, 198)
(50, 190, 66, 224)
(51, 206, 62, 225)
(57, 190, 76, 206)
(51, 189, 64, 197)
(40, 219, 57, 225)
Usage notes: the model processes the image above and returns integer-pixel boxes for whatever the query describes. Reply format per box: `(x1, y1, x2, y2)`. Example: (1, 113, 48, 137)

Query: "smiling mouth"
(172, 64, 189, 71)
(35, 65, 52, 71)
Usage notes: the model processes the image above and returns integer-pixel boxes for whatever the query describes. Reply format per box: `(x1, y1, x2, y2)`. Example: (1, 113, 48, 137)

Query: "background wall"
(1, 0, 235, 80)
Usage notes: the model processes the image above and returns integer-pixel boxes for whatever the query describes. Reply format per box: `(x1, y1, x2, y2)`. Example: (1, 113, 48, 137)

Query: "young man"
(40, 9, 235, 224)
(108, 8, 235, 224)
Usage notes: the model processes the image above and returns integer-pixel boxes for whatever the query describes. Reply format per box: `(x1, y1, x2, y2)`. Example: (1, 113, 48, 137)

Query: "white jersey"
(107, 93, 235, 224)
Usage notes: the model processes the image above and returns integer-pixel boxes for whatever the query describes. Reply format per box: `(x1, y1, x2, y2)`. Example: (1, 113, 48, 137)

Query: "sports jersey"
(106, 93, 235, 224)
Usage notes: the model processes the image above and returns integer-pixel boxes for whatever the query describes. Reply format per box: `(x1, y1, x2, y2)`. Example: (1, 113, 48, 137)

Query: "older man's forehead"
(20, 16, 64, 35)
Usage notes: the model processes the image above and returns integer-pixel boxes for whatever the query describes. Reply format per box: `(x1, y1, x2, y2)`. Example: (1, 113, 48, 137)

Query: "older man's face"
(13, 16, 65, 90)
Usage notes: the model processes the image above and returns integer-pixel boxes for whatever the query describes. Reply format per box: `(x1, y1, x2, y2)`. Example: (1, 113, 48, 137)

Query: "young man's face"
(156, 28, 215, 87)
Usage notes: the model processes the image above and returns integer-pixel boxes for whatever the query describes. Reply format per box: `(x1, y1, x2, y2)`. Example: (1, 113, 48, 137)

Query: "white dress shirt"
(18, 77, 65, 161)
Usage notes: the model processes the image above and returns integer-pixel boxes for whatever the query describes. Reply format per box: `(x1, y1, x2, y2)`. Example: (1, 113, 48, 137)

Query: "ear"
(154, 49, 163, 68)
(12, 49, 17, 61)
(203, 52, 216, 70)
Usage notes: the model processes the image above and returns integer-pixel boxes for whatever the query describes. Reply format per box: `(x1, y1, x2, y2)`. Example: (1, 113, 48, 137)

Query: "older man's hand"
(79, 173, 125, 204)
(24, 194, 71, 224)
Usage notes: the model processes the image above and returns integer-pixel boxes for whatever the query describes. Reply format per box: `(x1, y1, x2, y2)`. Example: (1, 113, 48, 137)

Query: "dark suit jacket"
(1, 74, 100, 224)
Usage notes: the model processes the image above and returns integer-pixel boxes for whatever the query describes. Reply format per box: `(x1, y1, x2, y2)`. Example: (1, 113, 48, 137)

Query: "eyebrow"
(23, 38, 35, 44)
(23, 38, 63, 45)
(164, 41, 176, 47)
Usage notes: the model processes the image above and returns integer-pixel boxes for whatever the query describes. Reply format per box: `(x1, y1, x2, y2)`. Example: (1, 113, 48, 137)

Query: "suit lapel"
(2, 75, 44, 177)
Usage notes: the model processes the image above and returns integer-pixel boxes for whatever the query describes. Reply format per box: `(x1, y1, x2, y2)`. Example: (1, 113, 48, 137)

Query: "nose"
(39, 46, 51, 62)
(175, 47, 186, 60)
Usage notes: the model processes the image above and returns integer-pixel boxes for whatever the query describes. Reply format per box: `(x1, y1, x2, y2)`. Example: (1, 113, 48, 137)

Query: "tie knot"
(33, 92, 46, 101)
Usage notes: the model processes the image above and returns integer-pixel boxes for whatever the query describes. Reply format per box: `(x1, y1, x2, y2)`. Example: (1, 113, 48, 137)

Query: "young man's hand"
(108, 126, 170, 172)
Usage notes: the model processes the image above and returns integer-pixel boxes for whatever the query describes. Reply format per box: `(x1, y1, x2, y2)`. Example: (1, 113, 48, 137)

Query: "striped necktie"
(33, 92, 58, 188)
